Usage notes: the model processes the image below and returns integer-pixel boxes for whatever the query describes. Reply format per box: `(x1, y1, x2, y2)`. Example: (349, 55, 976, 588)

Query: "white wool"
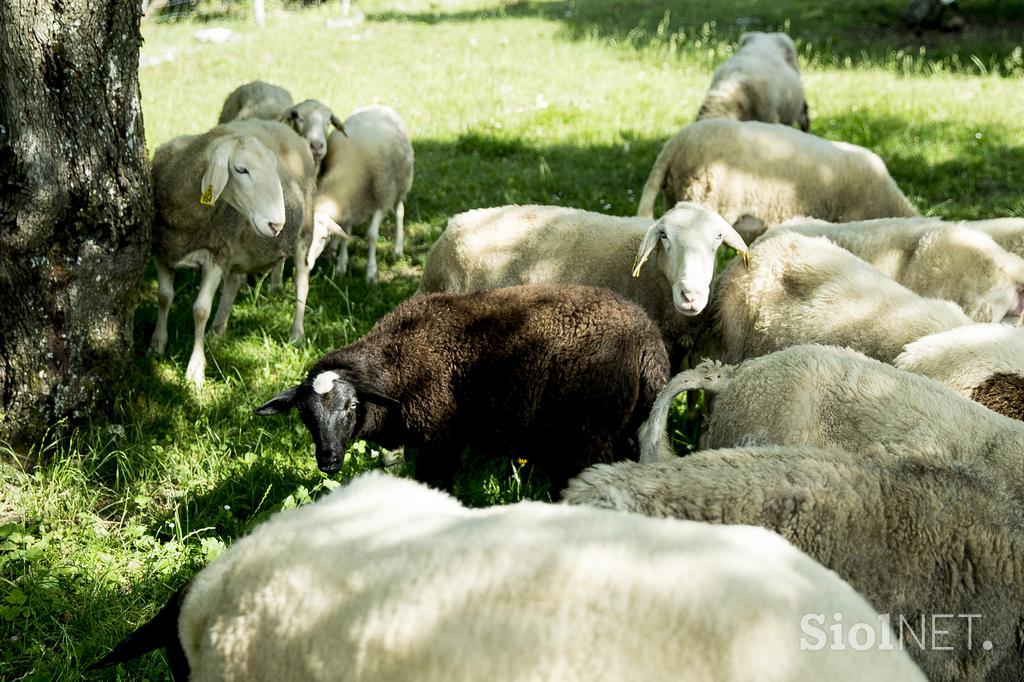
(180, 472, 924, 682)
(312, 370, 339, 394)
(895, 323, 1024, 394)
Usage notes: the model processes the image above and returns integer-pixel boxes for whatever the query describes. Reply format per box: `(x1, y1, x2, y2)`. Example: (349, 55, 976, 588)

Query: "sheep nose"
(267, 222, 283, 235)
(311, 142, 324, 153)
(682, 292, 698, 303)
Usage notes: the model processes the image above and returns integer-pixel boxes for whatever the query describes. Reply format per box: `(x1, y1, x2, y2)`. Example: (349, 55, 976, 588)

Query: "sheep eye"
(716, 233, 723, 241)
(658, 230, 667, 240)
(234, 166, 249, 175)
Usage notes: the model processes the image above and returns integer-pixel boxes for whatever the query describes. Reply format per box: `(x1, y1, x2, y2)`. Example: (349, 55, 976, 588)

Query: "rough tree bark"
(0, 0, 153, 452)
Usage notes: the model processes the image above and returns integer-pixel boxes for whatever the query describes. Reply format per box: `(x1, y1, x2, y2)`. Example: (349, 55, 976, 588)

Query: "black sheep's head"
(254, 370, 397, 475)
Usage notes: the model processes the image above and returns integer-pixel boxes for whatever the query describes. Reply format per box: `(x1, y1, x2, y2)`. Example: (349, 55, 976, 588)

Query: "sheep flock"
(89, 21, 1024, 682)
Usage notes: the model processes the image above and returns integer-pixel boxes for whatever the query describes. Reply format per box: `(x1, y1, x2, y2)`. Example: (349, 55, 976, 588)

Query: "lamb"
(564, 446, 1024, 681)
(770, 217, 1024, 322)
(217, 80, 294, 123)
(636, 118, 917, 227)
(254, 284, 670, 492)
(697, 32, 810, 131)
(637, 346, 1024, 504)
(89, 472, 926, 682)
(895, 323, 1024, 421)
(148, 118, 316, 390)
(715, 231, 971, 363)
(418, 202, 749, 367)
(309, 105, 413, 282)
(279, 98, 347, 168)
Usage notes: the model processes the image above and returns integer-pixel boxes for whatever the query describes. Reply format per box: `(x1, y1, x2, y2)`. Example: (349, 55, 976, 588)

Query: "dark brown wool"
(971, 372, 1024, 422)
(312, 284, 670, 491)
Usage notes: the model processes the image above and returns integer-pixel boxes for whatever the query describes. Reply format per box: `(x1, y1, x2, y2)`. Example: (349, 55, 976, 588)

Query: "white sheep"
(309, 105, 413, 283)
(418, 202, 748, 366)
(148, 118, 316, 389)
(564, 446, 1024, 681)
(697, 32, 810, 131)
(636, 118, 917, 227)
(90, 472, 925, 682)
(638, 346, 1024, 494)
(715, 230, 971, 364)
(279, 98, 347, 168)
(770, 217, 1024, 322)
(895, 323, 1024, 422)
(217, 80, 294, 123)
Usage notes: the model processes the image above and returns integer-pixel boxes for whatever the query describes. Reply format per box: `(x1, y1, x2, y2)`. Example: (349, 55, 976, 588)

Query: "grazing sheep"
(636, 118, 917, 226)
(279, 98, 347, 168)
(770, 217, 1024, 322)
(148, 118, 316, 389)
(418, 202, 749, 367)
(90, 472, 926, 682)
(697, 32, 810, 131)
(217, 80, 294, 123)
(309, 105, 413, 282)
(255, 284, 670, 492)
(564, 447, 1024, 682)
(637, 346, 1024, 507)
(895, 323, 1024, 421)
(715, 231, 971, 363)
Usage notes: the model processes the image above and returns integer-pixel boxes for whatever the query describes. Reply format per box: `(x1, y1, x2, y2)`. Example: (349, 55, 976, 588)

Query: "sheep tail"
(636, 142, 674, 219)
(638, 360, 734, 464)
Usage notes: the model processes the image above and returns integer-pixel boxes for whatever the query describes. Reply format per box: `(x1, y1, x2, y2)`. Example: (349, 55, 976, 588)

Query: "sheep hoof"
(211, 324, 227, 337)
(147, 341, 167, 357)
(268, 281, 283, 293)
(289, 331, 305, 346)
(394, 246, 404, 259)
(185, 360, 206, 391)
(365, 268, 378, 284)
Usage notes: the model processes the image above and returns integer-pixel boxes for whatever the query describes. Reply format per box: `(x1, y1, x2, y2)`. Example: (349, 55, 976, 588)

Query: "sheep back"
(217, 80, 294, 123)
(179, 471, 925, 681)
(563, 447, 1024, 682)
(714, 231, 971, 363)
(895, 323, 1024, 421)
(643, 119, 916, 224)
(314, 284, 670, 488)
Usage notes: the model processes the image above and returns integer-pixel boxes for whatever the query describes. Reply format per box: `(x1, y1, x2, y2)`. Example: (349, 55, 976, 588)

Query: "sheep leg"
(334, 235, 349, 277)
(289, 241, 311, 345)
(269, 258, 285, 292)
(212, 272, 244, 337)
(185, 262, 223, 391)
(393, 201, 405, 259)
(365, 208, 384, 283)
(149, 260, 175, 356)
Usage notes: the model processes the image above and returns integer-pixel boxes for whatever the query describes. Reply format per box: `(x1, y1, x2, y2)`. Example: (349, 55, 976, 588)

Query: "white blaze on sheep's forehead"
(313, 371, 340, 394)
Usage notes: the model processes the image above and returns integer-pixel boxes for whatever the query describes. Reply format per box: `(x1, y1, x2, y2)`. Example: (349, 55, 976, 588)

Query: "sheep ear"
(330, 114, 348, 137)
(200, 137, 235, 206)
(799, 102, 811, 133)
(254, 386, 301, 416)
(721, 222, 751, 270)
(632, 222, 662, 277)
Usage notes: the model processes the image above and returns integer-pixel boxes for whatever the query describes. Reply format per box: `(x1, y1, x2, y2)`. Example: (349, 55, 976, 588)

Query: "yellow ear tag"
(741, 251, 751, 270)
(199, 185, 214, 206)
(631, 253, 648, 278)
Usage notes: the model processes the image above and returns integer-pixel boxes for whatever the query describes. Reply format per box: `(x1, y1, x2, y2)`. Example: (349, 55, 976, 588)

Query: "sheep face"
(972, 283, 1024, 323)
(282, 99, 346, 167)
(201, 134, 286, 238)
(254, 371, 397, 474)
(634, 202, 749, 316)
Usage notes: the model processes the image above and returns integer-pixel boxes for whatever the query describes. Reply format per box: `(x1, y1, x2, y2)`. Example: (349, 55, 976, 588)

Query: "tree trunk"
(0, 0, 153, 452)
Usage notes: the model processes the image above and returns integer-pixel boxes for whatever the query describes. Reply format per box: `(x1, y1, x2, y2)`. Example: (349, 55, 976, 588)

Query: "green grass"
(2, 0, 1023, 678)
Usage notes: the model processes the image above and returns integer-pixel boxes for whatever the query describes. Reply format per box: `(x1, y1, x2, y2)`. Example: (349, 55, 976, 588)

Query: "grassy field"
(2, 0, 1023, 678)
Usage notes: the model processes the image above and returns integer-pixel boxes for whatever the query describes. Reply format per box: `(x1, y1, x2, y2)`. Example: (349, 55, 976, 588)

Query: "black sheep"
(256, 284, 670, 491)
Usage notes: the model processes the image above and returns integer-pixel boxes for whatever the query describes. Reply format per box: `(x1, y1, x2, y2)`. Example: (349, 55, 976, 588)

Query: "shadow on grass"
(366, 0, 1024, 75)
